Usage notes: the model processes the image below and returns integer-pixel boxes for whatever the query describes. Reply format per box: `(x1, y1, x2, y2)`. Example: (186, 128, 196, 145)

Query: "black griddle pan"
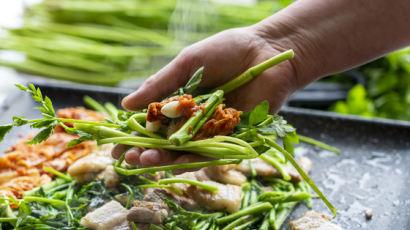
(1, 83, 409, 230)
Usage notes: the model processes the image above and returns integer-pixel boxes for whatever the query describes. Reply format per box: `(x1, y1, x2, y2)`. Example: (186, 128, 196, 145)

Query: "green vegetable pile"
(0, 0, 291, 86)
(0, 163, 312, 230)
(0, 50, 340, 229)
(330, 47, 410, 121)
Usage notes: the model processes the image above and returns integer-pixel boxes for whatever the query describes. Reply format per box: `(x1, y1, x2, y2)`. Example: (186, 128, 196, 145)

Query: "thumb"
(122, 54, 193, 111)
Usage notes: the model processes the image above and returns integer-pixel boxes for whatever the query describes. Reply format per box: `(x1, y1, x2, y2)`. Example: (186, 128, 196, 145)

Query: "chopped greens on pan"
(0, 50, 341, 229)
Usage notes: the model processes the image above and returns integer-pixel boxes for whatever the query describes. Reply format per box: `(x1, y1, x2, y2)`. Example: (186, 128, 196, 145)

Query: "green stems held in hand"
(213, 50, 294, 93)
(114, 159, 241, 176)
(169, 90, 224, 145)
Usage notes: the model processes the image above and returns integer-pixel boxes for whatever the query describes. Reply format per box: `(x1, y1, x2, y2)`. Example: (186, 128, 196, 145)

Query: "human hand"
(112, 26, 300, 170)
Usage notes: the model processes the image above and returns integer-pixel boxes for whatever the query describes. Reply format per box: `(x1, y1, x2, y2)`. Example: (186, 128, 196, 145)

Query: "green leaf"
(15, 84, 29, 92)
(26, 127, 54, 144)
(0, 124, 13, 142)
(44, 96, 55, 116)
(258, 115, 295, 137)
(183, 66, 203, 94)
(13, 116, 28, 126)
(283, 131, 298, 154)
(248, 100, 269, 126)
(30, 120, 56, 129)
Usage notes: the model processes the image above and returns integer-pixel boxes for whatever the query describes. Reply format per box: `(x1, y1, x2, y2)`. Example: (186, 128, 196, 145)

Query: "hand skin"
(113, 0, 410, 170)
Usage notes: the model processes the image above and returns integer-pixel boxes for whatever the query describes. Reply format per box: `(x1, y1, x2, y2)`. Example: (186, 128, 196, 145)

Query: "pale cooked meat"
(143, 188, 199, 211)
(112, 221, 132, 230)
(236, 157, 312, 182)
(203, 164, 247, 186)
(127, 200, 169, 224)
(67, 148, 113, 183)
(290, 211, 344, 230)
(97, 165, 120, 187)
(81, 200, 129, 230)
(170, 170, 211, 192)
(185, 181, 242, 213)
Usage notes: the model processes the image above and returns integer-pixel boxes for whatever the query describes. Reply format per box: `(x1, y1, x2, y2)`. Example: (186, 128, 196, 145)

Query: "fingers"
(111, 144, 131, 159)
(139, 148, 179, 166)
(122, 53, 193, 111)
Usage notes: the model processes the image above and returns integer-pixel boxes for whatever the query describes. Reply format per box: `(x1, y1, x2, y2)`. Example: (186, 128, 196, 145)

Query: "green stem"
(232, 216, 262, 230)
(217, 202, 272, 224)
(24, 196, 65, 207)
(58, 118, 121, 128)
(263, 137, 337, 217)
(159, 178, 218, 193)
(104, 102, 119, 121)
(258, 191, 311, 204)
(213, 50, 294, 93)
(0, 217, 17, 223)
(169, 90, 224, 145)
(121, 183, 134, 209)
(114, 159, 241, 176)
(83, 96, 107, 114)
(127, 114, 163, 139)
(259, 154, 291, 181)
(221, 215, 251, 230)
(42, 166, 72, 181)
(297, 135, 341, 154)
(135, 184, 183, 195)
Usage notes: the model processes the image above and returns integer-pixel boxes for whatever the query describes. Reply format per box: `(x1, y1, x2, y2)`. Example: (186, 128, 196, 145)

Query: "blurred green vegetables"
(331, 47, 410, 121)
(0, 0, 290, 86)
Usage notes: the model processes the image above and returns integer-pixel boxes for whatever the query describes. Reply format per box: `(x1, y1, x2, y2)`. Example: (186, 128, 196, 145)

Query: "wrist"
(249, 13, 324, 90)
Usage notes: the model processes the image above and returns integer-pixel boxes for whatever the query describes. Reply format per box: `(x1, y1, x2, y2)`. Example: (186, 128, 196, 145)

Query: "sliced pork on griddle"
(203, 164, 247, 186)
(185, 181, 242, 213)
(143, 187, 199, 211)
(67, 146, 114, 183)
(127, 200, 169, 224)
(236, 157, 312, 182)
(290, 211, 344, 230)
(81, 200, 130, 230)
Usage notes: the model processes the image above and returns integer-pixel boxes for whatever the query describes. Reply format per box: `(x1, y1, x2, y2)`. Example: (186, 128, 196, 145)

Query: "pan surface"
(0, 84, 409, 230)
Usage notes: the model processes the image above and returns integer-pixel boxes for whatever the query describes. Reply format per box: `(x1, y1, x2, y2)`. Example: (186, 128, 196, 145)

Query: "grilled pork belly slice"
(143, 187, 199, 211)
(67, 147, 113, 183)
(81, 200, 129, 230)
(203, 164, 247, 186)
(185, 181, 242, 213)
(127, 200, 169, 224)
(236, 157, 312, 182)
(290, 211, 344, 230)
(97, 165, 120, 187)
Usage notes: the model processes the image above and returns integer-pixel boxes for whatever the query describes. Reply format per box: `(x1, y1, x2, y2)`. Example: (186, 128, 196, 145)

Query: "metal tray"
(1, 84, 409, 230)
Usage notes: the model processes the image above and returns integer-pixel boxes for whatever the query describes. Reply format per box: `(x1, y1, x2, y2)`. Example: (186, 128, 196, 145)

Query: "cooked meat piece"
(112, 221, 132, 230)
(290, 211, 344, 230)
(0, 173, 51, 200)
(67, 148, 113, 183)
(170, 170, 211, 192)
(236, 157, 312, 182)
(143, 188, 199, 211)
(185, 181, 242, 213)
(193, 104, 241, 140)
(203, 164, 247, 186)
(81, 200, 129, 230)
(127, 200, 169, 224)
(97, 165, 120, 187)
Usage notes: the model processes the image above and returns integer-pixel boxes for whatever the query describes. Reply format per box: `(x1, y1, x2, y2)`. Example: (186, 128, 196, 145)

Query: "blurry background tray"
(1, 84, 409, 230)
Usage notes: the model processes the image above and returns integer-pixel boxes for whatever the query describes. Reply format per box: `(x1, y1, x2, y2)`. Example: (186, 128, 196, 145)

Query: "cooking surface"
(1, 85, 409, 230)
